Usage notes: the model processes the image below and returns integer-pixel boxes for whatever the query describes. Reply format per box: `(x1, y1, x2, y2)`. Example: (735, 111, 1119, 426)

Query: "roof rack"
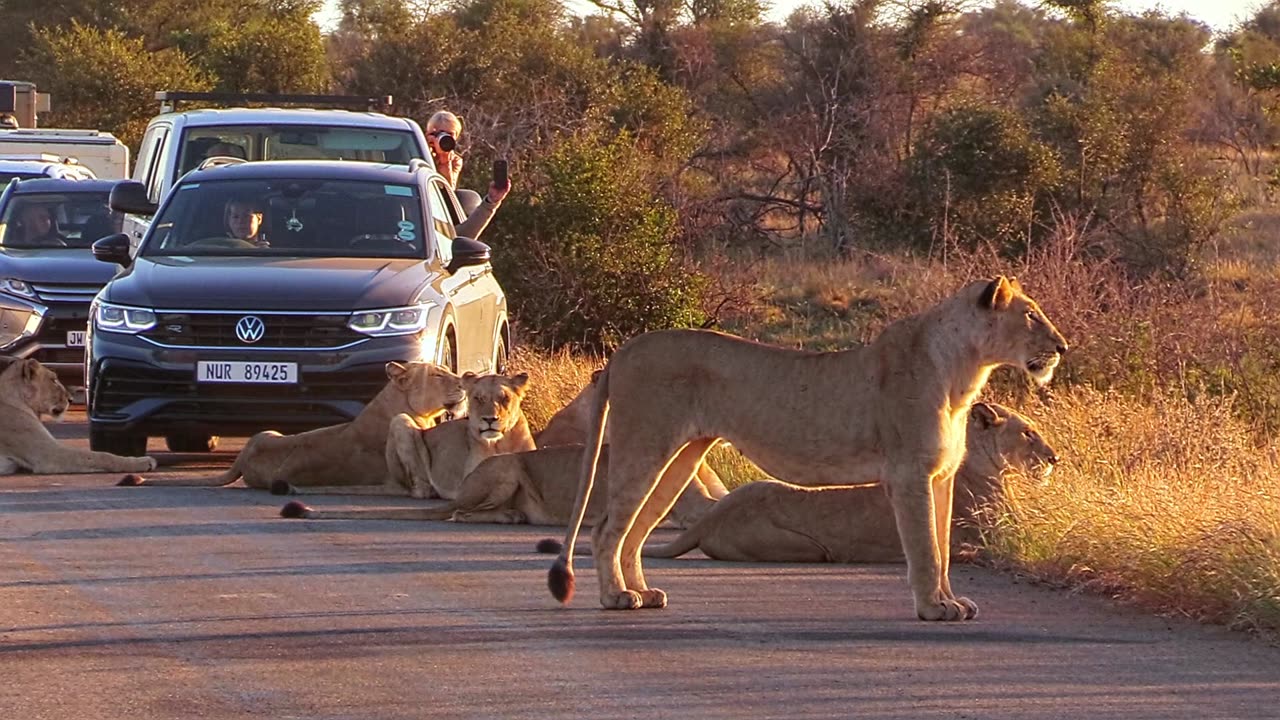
(156, 91, 393, 114)
(0, 152, 80, 164)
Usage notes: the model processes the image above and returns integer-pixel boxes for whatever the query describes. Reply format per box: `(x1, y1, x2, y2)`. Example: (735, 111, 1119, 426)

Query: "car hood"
(103, 256, 433, 310)
(0, 248, 120, 285)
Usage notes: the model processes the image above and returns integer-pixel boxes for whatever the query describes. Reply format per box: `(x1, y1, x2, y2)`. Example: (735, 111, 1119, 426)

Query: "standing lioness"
(548, 276, 1067, 621)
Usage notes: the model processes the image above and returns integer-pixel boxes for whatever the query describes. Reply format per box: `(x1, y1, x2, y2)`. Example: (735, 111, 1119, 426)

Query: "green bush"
(488, 131, 707, 351)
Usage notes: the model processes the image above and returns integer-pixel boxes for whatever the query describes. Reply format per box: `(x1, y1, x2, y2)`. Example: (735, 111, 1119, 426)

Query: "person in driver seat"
(224, 197, 268, 247)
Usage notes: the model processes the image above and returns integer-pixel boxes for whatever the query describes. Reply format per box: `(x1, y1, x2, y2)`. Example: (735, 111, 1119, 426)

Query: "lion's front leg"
(887, 465, 977, 621)
(385, 414, 436, 499)
(933, 470, 959, 601)
(27, 443, 156, 474)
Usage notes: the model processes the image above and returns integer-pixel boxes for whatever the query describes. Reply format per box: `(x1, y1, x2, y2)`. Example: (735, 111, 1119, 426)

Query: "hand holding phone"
(493, 159, 509, 191)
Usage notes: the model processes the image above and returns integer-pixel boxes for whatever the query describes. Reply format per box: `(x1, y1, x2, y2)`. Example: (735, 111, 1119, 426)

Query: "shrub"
(488, 131, 708, 351)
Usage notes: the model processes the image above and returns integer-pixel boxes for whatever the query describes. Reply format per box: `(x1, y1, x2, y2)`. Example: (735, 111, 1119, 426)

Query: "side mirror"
(92, 233, 133, 267)
(109, 181, 157, 216)
(445, 236, 491, 274)
(455, 189, 483, 217)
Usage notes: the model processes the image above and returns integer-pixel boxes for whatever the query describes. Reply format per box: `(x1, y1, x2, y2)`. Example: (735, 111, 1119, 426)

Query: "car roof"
(9, 178, 119, 193)
(181, 160, 424, 184)
(165, 108, 418, 131)
(0, 159, 96, 178)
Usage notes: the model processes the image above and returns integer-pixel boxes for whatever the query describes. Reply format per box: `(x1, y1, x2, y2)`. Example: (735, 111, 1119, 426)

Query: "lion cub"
(0, 357, 156, 475)
(638, 403, 1057, 563)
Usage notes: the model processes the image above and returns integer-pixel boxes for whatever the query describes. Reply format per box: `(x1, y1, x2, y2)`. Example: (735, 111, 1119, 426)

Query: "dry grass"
(986, 387, 1280, 638)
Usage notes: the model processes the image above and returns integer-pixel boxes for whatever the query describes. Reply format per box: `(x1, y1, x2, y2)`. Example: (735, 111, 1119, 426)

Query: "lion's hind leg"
(617, 438, 718, 609)
(444, 457, 525, 523)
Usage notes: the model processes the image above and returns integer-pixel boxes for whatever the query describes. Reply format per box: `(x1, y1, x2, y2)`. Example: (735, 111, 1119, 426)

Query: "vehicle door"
(427, 178, 492, 373)
(123, 122, 171, 253)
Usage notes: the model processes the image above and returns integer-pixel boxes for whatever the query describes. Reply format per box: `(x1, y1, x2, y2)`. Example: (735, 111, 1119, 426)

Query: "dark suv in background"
(87, 160, 509, 456)
(0, 178, 123, 391)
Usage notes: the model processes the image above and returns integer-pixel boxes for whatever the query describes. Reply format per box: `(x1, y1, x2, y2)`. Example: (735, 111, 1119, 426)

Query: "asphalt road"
(2, 413, 1278, 719)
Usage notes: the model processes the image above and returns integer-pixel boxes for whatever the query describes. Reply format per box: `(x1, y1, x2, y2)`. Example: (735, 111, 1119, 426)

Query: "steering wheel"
(184, 237, 258, 250)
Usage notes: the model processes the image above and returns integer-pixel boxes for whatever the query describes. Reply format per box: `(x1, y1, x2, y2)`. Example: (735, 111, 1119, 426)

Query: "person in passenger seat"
(425, 110, 511, 241)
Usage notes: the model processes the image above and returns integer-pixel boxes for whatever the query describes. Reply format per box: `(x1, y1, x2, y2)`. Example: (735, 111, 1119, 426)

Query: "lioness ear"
(590, 368, 604, 384)
(385, 361, 411, 387)
(978, 276, 1015, 311)
(507, 372, 531, 395)
(461, 371, 480, 391)
(21, 358, 40, 382)
(969, 402, 1002, 428)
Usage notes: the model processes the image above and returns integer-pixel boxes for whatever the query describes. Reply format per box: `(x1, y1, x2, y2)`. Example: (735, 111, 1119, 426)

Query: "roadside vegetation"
(6, 0, 1280, 638)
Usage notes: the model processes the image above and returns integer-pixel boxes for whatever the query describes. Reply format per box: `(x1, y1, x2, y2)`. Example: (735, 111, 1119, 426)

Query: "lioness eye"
(1025, 311, 1040, 323)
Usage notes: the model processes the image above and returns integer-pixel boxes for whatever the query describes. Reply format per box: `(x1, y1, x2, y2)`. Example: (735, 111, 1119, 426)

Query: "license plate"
(196, 361, 297, 384)
(66, 330, 86, 347)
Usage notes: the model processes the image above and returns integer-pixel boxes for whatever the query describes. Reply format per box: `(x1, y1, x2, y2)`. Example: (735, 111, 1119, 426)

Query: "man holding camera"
(426, 110, 510, 241)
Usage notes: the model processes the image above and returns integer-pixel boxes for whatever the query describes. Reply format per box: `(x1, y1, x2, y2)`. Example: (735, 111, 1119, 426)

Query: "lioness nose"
(1056, 342, 1069, 355)
(482, 416, 498, 424)
(1048, 454, 1060, 465)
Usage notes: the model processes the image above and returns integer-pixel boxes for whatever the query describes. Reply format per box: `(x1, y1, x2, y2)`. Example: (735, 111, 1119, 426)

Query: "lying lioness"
(274, 372, 537, 498)
(280, 444, 723, 528)
(0, 357, 156, 475)
(120, 362, 464, 489)
(637, 402, 1058, 562)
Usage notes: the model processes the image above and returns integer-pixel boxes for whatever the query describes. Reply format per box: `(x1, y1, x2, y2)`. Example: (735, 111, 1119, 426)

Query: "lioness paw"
(637, 588, 668, 609)
(916, 596, 979, 621)
(601, 590, 645, 610)
(142, 457, 158, 471)
(269, 480, 294, 496)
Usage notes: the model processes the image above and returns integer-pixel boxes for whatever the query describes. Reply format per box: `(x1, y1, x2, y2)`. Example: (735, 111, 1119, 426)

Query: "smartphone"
(493, 159, 509, 191)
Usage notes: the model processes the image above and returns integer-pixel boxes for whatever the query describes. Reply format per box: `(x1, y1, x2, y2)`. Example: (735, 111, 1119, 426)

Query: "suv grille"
(141, 312, 366, 349)
(31, 282, 104, 304)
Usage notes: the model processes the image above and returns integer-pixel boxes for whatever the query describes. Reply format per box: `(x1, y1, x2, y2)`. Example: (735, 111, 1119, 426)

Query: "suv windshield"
(0, 191, 120, 249)
(143, 178, 427, 259)
(178, 125, 418, 175)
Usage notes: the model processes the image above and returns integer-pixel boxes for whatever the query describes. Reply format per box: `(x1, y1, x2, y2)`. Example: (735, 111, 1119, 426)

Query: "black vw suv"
(87, 160, 509, 456)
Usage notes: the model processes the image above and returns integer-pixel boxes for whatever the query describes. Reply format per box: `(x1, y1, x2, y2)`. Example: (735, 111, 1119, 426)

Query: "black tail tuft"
(548, 557, 575, 604)
(117, 474, 145, 486)
(279, 501, 311, 519)
(269, 479, 294, 496)
(535, 538, 563, 554)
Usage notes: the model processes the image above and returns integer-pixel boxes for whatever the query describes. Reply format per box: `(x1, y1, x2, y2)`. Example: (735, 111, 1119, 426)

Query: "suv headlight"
(94, 300, 157, 333)
(1, 278, 37, 301)
(348, 303, 433, 337)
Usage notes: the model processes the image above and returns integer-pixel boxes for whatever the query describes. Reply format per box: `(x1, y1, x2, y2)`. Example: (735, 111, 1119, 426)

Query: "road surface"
(1, 413, 1277, 719)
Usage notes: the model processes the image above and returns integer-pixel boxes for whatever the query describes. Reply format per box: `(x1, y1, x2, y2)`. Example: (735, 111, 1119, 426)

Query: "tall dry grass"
(988, 387, 1280, 638)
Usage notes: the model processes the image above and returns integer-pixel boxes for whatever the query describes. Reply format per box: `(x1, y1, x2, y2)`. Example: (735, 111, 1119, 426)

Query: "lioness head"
(974, 276, 1068, 386)
(2, 357, 71, 420)
(385, 361, 467, 419)
(463, 371, 532, 442)
(966, 402, 1059, 481)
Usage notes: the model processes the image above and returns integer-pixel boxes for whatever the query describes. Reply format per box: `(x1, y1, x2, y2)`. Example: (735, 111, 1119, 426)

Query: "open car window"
(178, 125, 419, 175)
(143, 178, 427, 259)
(0, 191, 120, 249)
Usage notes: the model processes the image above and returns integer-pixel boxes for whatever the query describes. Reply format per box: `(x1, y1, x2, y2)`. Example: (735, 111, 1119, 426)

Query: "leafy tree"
(487, 131, 707, 350)
(18, 22, 211, 148)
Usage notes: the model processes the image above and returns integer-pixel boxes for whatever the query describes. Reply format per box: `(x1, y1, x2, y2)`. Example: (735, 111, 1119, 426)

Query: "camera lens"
(437, 133, 456, 152)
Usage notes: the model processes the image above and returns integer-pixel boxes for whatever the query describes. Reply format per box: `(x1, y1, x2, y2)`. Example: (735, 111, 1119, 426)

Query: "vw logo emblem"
(235, 315, 265, 344)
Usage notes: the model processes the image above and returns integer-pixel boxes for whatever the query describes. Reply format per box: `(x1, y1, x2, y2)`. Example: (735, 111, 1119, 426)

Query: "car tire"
(493, 331, 508, 374)
(165, 433, 220, 453)
(439, 329, 458, 374)
(89, 423, 148, 457)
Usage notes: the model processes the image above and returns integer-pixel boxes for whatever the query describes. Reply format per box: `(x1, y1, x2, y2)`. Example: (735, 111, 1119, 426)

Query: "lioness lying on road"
(635, 403, 1058, 562)
(120, 362, 465, 489)
(278, 370, 721, 527)
(274, 372, 536, 498)
(280, 444, 723, 528)
(547, 276, 1068, 622)
(0, 357, 156, 475)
